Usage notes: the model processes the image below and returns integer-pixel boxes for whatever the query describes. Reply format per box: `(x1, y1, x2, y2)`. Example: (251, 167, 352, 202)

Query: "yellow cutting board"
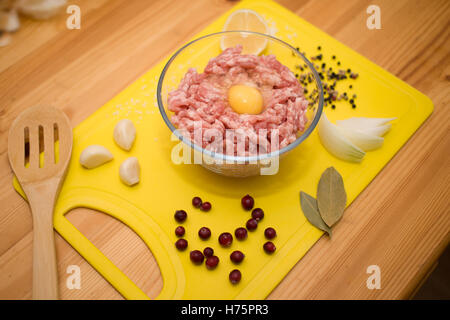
(14, 0, 433, 299)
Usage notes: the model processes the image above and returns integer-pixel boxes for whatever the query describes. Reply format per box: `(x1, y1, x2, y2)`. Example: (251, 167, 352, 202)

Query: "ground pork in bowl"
(157, 31, 323, 177)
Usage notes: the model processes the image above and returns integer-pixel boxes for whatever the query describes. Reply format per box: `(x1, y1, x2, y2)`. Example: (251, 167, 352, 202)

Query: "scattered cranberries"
(190, 250, 204, 264)
(218, 232, 233, 247)
(229, 269, 242, 284)
(175, 226, 185, 237)
(246, 218, 258, 231)
(241, 194, 254, 210)
(203, 247, 214, 257)
(230, 250, 245, 264)
(174, 210, 187, 223)
(201, 202, 212, 212)
(205, 255, 219, 270)
(192, 197, 202, 208)
(234, 227, 248, 241)
(175, 239, 188, 251)
(198, 227, 211, 240)
(264, 227, 277, 239)
(263, 241, 276, 254)
(251, 208, 264, 221)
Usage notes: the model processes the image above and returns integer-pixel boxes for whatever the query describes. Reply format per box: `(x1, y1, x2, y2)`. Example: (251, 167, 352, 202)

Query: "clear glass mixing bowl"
(157, 31, 323, 177)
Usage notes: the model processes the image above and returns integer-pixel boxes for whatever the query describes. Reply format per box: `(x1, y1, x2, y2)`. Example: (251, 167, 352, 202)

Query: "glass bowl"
(157, 31, 323, 177)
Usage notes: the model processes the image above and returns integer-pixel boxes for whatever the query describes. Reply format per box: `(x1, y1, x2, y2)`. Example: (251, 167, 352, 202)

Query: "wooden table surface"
(0, 0, 449, 300)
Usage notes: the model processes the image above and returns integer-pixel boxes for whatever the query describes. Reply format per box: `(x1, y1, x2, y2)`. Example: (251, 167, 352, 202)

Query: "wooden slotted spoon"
(8, 106, 73, 300)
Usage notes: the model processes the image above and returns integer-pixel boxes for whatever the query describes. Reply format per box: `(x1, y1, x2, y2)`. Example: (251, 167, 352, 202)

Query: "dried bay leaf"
(300, 191, 332, 237)
(317, 167, 347, 227)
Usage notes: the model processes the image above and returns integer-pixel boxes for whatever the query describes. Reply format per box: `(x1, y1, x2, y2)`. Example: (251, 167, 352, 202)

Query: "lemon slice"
(221, 9, 269, 55)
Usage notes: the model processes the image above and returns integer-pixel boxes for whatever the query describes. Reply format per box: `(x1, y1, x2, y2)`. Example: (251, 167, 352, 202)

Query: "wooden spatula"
(8, 106, 73, 300)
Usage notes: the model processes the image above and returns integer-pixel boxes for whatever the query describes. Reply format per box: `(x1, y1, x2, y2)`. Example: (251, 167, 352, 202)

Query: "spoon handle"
(27, 184, 59, 300)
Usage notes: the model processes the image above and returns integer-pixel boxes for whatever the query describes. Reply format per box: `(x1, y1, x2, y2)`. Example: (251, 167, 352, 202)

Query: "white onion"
(318, 113, 366, 162)
(319, 115, 396, 162)
(336, 126, 384, 151)
(336, 117, 396, 130)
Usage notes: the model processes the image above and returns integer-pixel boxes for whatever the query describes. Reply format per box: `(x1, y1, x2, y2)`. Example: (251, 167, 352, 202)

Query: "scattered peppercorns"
(296, 46, 359, 110)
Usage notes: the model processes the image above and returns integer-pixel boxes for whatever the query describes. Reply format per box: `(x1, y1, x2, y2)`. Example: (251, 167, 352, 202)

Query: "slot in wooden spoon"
(8, 105, 73, 300)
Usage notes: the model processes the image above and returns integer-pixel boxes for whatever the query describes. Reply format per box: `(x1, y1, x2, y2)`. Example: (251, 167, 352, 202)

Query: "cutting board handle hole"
(65, 207, 163, 299)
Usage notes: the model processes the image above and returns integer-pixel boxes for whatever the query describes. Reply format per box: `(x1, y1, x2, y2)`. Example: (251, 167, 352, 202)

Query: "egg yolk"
(228, 84, 264, 115)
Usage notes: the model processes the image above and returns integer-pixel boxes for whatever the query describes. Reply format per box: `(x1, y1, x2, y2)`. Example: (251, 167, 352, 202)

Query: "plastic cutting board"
(14, 0, 433, 299)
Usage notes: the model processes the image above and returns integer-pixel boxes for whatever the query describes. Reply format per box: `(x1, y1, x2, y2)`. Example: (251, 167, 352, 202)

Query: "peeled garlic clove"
(318, 113, 365, 162)
(113, 119, 136, 151)
(80, 145, 113, 169)
(337, 126, 384, 151)
(119, 157, 140, 186)
(0, 9, 20, 32)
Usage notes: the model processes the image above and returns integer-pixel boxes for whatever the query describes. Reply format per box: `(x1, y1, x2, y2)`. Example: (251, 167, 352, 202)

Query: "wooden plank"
(0, 0, 448, 299)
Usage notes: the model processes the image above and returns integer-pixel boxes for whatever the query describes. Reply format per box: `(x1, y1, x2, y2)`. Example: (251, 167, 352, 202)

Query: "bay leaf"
(317, 167, 347, 228)
(300, 191, 332, 237)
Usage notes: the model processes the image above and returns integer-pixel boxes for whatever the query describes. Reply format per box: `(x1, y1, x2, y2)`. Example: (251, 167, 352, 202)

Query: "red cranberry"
(251, 208, 264, 221)
(201, 201, 212, 212)
(198, 227, 211, 240)
(230, 250, 245, 264)
(264, 227, 277, 239)
(241, 194, 254, 210)
(246, 218, 258, 231)
(263, 241, 276, 254)
(175, 239, 188, 251)
(203, 247, 214, 257)
(174, 210, 187, 222)
(192, 197, 202, 208)
(229, 269, 242, 284)
(205, 256, 219, 270)
(190, 250, 204, 264)
(234, 227, 248, 240)
(175, 226, 185, 237)
(218, 232, 233, 247)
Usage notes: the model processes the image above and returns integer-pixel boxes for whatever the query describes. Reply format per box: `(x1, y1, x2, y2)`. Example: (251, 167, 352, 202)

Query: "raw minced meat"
(167, 45, 309, 156)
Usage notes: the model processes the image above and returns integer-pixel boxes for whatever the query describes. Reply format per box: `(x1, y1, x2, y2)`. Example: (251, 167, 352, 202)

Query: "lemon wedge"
(221, 9, 269, 55)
